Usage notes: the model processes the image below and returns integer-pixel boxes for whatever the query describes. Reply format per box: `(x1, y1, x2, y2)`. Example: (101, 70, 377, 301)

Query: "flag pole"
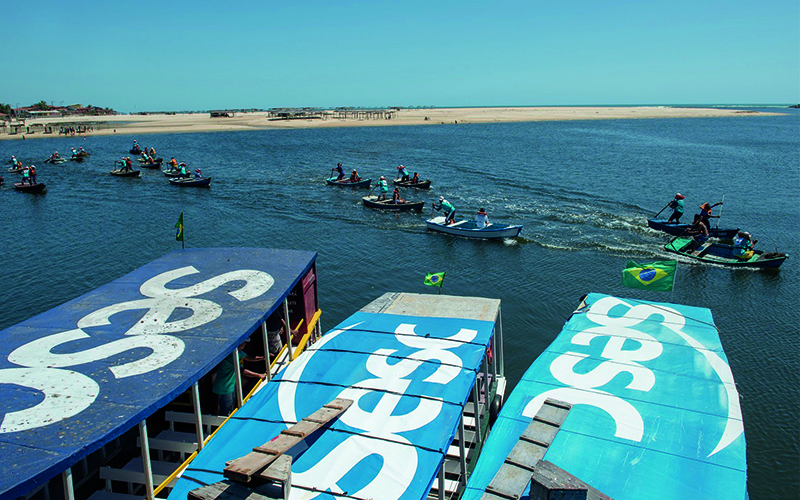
(716, 194, 725, 230)
(439, 272, 446, 295)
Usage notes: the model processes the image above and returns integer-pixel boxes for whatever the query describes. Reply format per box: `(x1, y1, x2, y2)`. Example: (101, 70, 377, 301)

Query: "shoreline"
(0, 106, 782, 141)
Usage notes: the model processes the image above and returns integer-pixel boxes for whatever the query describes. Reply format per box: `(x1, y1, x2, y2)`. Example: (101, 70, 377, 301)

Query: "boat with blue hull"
(464, 293, 747, 500)
(325, 177, 372, 188)
(665, 236, 788, 269)
(167, 292, 507, 500)
(0, 248, 323, 500)
(426, 216, 523, 239)
(647, 218, 739, 239)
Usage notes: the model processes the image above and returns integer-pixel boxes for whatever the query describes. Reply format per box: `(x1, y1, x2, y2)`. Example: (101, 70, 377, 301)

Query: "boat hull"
(130, 148, 142, 155)
(169, 177, 211, 187)
(7, 167, 25, 174)
(426, 216, 523, 239)
(393, 178, 431, 189)
(326, 177, 371, 188)
(139, 159, 163, 169)
(362, 195, 424, 211)
(665, 237, 787, 268)
(109, 170, 141, 178)
(14, 182, 46, 193)
(647, 219, 739, 239)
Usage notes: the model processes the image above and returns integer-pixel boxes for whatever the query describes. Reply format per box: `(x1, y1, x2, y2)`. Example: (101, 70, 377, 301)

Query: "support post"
(473, 382, 482, 445)
(261, 322, 272, 381)
(483, 354, 490, 396)
(139, 420, 155, 500)
(458, 414, 468, 485)
(232, 350, 244, 409)
(438, 463, 446, 500)
(191, 382, 205, 450)
(283, 299, 294, 361)
(491, 333, 498, 380)
(61, 468, 75, 500)
(496, 308, 505, 377)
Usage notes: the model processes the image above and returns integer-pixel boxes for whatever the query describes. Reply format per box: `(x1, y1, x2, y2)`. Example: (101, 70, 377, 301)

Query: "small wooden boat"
(169, 177, 211, 187)
(426, 216, 523, 239)
(664, 236, 788, 269)
(130, 147, 142, 155)
(326, 177, 371, 188)
(362, 195, 424, 211)
(76, 152, 90, 158)
(44, 157, 67, 164)
(8, 166, 25, 174)
(69, 156, 85, 162)
(393, 178, 432, 189)
(109, 169, 141, 178)
(648, 218, 739, 239)
(14, 182, 46, 193)
(139, 158, 163, 169)
(164, 169, 185, 178)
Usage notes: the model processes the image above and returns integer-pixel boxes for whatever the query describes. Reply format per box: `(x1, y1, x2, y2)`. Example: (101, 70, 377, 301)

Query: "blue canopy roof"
(0, 248, 316, 499)
(464, 293, 747, 500)
(167, 310, 495, 500)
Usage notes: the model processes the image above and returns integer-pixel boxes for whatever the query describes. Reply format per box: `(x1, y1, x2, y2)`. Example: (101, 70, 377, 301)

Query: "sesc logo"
(0, 266, 273, 434)
(521, 296, 743, 457)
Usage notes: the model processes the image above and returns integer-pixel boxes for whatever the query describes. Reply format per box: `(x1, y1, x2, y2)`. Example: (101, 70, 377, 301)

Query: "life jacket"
(412, 174, 419, 182)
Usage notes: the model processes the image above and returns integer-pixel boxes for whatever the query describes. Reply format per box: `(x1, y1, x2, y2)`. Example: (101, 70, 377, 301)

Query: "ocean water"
(1, 109, 798, 498)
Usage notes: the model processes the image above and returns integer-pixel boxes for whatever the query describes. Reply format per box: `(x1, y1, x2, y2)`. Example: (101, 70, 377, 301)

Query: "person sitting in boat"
(434, 196, 456, 225)
(476, 208, 489, 228)
(79, 147, 86, 155)
(149, 147, 156, 158)
(377, 176, 389, 200)
(732, 231, 758, 260)
(392, 187, 405, 204)
(194, 169, 202, 179)
(698, 201, 723, 230)
(350, 169, 361, 182)
(411, 172, 420, 184)
(70, 148, 78, 158)
(179, 162, 189, 177)
(49, 152, 60, 161)
(335, 163, 345, 180)
(667, 193, 685, 224)
(169, 157, 178, 168)
(397, 165, 410, 182)
(686, 213, 709, 248)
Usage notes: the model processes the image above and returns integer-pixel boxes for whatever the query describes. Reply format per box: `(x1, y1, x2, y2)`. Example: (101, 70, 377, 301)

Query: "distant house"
(28, 110, 62, 118)
(210, 110, 234, 118)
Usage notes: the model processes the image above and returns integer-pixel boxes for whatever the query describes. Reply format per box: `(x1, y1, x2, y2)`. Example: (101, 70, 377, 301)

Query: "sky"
(1, 0, 798, 112)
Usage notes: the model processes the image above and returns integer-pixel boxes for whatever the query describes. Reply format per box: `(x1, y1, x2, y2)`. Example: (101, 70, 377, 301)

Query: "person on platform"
(349, 169, 361, 183)
(732, 231, 758, 260)
(667, 194, 685, 224)
(476, 207, 489, 228)
(434, 196, 456, 225)
(699, 201, 723, 231)
(377, 176, 389, 200)
(211, 339, 265, 416)
(397, 165, 410, 182)
(335, 163, 345, 180)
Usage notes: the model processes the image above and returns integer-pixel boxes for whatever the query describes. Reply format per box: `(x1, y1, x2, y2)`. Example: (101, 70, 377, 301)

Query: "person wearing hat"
(377, 176, 389, 200)
(433, 196, 457, 225)
(699, 201, 723, 230)
(349, 169, 361, 183)
(732, 231, 758, 260)
(397, 164, 410, 182)
(667, 194, 685, 224)
(212, 339, 266, 416)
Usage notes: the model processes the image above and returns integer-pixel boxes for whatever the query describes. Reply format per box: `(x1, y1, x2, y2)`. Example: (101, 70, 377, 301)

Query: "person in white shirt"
(476, 208, 489, 228)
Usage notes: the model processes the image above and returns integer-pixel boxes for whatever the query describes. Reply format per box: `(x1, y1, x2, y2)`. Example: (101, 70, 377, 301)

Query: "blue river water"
(1, 109, 798, 498)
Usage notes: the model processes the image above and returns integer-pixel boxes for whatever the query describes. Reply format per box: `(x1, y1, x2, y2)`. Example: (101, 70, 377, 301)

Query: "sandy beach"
(0, 106, 779, 141)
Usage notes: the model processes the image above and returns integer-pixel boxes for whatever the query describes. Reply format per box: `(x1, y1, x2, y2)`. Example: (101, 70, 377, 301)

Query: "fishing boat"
(665, 236, 788, 269)
(130, 147, 143, 154)
(7, 166, 25, 174)
(110, 169, 141, 178)
(647, 218, 739, 239)
(426, 216, 523, 239)
(13, 182, 46, 193)
(325, 177, 372, 188)
(169, 177, 212, 187)
(362, 195, 424, 211)
(394, 177, 432, 189)
(139, 159, 164, 169)
(164, 168, 185, 178)
(0, 248, 322, 500)
(44, 157, 67, 164)
(165, 291, 506, 500)
(464, 293, 748, 500)
(68, 156, 85, 162)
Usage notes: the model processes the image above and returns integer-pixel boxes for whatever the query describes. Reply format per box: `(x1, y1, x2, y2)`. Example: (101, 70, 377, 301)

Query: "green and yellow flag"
(622, 260, 677, 291)
(175, 212, 184, 242)
(424, 272, 445, 287)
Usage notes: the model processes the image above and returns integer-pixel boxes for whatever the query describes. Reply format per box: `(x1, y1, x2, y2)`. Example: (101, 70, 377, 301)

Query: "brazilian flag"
(622, 260, 677, 291)
(424, 272, 445, 287)
(175, 212, 184, 242)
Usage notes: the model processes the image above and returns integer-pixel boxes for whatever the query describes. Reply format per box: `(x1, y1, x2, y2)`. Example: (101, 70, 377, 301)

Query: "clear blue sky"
(2, 0, 798, 111)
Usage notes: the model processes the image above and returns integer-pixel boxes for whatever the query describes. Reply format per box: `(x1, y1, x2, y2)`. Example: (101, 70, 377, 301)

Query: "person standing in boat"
(29, 165, 37, 185)
(397, 165, 410, 182)
(21, 166, 31, 185)
(667, 193, 685, 223)
(434, 196, 457, 225)
(377, 176, 389, 200)
(699, 201, 723, 229)
(212, 339, 265, 416)
(149, 147, 156, 158)
(179, 162, 189, 177)
(194, 168, 203, 179)
(125, 157, 134, 172)
(265, 308, 297, 359)
(335, 163, 345, 180)
(732, 231, 758, 259)
(476, 208, 489, 228)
